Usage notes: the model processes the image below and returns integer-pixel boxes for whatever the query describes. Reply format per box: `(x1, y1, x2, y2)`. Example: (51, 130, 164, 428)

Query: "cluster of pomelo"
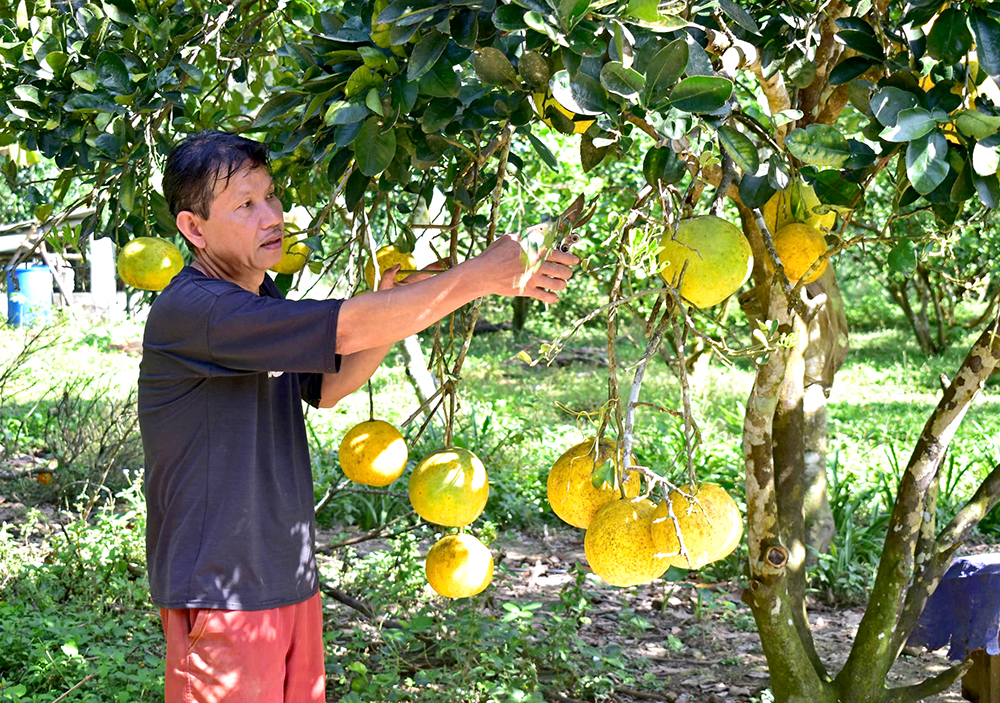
(338, 419, 494, 599)
(546, 439, 742, 587)
(656, 181, 833, 308)
(762, 181, 833, 285)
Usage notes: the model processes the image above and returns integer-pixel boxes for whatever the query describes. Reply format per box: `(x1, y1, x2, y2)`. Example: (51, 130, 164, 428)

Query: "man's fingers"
(543, 248, 580, 267)
(538, 261, 574, 282)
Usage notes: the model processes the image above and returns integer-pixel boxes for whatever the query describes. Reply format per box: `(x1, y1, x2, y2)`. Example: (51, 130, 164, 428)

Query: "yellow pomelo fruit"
(659, 215, 753, 309)
(651, 483, 743, 569)
(584, 497, 671, 587)
(269, 236, 311, 275)
(338, 420, 408, 487)
(409, 447, 489, 527)
(763, 182, 837, 234)
(546, 439, 641, 529)
(773, 222, 828, 284)
(364, 244, 418, 289)
(425, 533, 494, 598)
(117, 237, 184, 291)
(531, 92, 595, 135)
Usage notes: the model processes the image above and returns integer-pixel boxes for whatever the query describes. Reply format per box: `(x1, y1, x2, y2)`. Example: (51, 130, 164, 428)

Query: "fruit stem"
(367, 380, 375, 422)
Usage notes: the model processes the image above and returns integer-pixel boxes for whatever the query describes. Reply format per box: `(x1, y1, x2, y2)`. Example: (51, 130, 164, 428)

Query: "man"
(137, 130, 577, 702)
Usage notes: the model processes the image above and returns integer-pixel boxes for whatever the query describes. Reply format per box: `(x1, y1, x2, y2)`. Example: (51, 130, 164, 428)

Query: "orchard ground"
(1, 292, 998, 702)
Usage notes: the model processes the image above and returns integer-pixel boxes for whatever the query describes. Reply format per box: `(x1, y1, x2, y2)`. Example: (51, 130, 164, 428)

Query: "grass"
(2, 296, 1000, 701)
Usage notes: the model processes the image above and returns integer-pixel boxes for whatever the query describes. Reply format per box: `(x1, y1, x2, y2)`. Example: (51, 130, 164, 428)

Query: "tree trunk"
(802, 266, 849, 559)
(887, 279, 938, 355)
(743, 282, 838, 703)
(512, 296, 529, 333)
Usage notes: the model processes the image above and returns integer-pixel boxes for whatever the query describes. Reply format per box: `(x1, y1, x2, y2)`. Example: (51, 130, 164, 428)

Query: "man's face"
(194, 163, 285, 275)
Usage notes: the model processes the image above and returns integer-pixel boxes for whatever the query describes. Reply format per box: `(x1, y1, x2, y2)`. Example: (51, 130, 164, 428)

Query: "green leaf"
(624, 0, 687, 32)
(718, 0, 759, 34)
(494, 5, 528, 30)
(600, 62, 644, 100)
(828, 56, 876, 86)
(103, 0, 136, 23)
(549, 70, 608, 115)
(973, 136, 1000, 176)
(14, 84, 40, 105)
(354, 117, 396, 177)
(971, 9, 1000, 84)
(835, 22, 885, 61)
(717, 124, 759, 174)
(70, 69, 98, 92)
(926, 8, 973, 64)
(407, 29, 449, 81)
(590, 460, 615, 489)
(668, 76, 733, 113)
(16, 0, 28, 30)
(558, 0, 590, 30)
(580, 134, 609, 173)
(473, 47, 520, 89)
(450, 8, 478, 50)
(253, 92, 303, 128)
(955, 110, 1000, 139)
(879, 107, 936, 142)
(974, 173, 1000, 208)
(43, 51, 69, 76)
(887, 239, 916, 274)
(96, 51, 131, 94)
(811, 170, 862, 209)
(120, 168, 136, 213)
(871, 87, 919, 127)
(366, 88, 384, 117)
(345, 66, 381, 98)
(644, 38, 688, 106)
(739, 174, 776, 209)
(906, 132, 950, 195)
(642, 145, 686, 186)
(527, 132, 559, 171)
(324, 101, 370, 126)
(418, 62, 461, 98)
(785, 124, 852, 168)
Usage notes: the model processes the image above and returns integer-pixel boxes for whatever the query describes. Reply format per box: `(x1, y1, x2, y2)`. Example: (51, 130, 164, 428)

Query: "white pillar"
(89, 234, 117, 319)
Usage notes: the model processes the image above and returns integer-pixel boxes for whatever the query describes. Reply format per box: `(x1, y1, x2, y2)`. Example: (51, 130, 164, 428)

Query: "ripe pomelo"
(365, 244, 417, 290)
(269, 236, 311, 275)
(547, 438, 641, 529)
(772, 222, 828, 284)
(425, 532, 494, 598)
(338, 420, 408, 487)
(659, 215, 753, 309)
(762, 182, 837, 234)
(117, 237, 184, 291)
(584, 497, 671, 587)
(651, 483, 743, 569)
(409, 447, 489, 527)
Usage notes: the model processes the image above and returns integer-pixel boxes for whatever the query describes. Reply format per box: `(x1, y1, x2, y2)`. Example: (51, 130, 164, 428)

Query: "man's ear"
(176, 211, 206, 252)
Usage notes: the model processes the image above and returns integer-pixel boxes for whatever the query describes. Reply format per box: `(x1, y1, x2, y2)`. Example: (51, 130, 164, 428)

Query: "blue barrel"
(6, 264, 53, 327)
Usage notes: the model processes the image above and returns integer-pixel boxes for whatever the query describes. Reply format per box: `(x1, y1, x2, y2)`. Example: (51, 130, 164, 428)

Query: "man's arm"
(316, 234, 577, 407)
(334, 234, 577, 356)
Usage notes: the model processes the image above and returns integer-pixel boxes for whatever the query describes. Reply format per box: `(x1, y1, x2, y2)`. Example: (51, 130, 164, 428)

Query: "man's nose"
(263, 197, 283, 229)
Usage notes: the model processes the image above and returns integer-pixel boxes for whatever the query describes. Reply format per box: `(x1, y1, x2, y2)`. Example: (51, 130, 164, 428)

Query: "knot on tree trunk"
(767, 545, 789, 568)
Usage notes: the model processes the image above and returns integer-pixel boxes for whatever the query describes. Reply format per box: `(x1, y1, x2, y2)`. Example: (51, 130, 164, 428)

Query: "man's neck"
(191, 257, 264, 294)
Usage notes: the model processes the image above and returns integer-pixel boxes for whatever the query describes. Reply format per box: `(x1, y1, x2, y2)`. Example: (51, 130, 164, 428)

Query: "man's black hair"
(162, 131, 270, 220)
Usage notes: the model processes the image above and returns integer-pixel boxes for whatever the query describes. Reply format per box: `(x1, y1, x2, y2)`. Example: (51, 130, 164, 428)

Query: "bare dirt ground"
(486, 524, 967, 703)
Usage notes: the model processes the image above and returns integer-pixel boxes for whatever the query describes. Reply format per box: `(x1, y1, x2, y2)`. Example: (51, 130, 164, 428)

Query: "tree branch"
(882, 658, 973, 703)
(841, 309, 1000, 690)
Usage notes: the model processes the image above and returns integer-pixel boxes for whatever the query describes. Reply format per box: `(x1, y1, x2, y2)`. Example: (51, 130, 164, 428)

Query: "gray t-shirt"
(138, 266, 342, 610)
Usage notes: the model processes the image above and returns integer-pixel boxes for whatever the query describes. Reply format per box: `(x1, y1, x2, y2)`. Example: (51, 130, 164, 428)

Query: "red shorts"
(159, 592, 325, 703)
